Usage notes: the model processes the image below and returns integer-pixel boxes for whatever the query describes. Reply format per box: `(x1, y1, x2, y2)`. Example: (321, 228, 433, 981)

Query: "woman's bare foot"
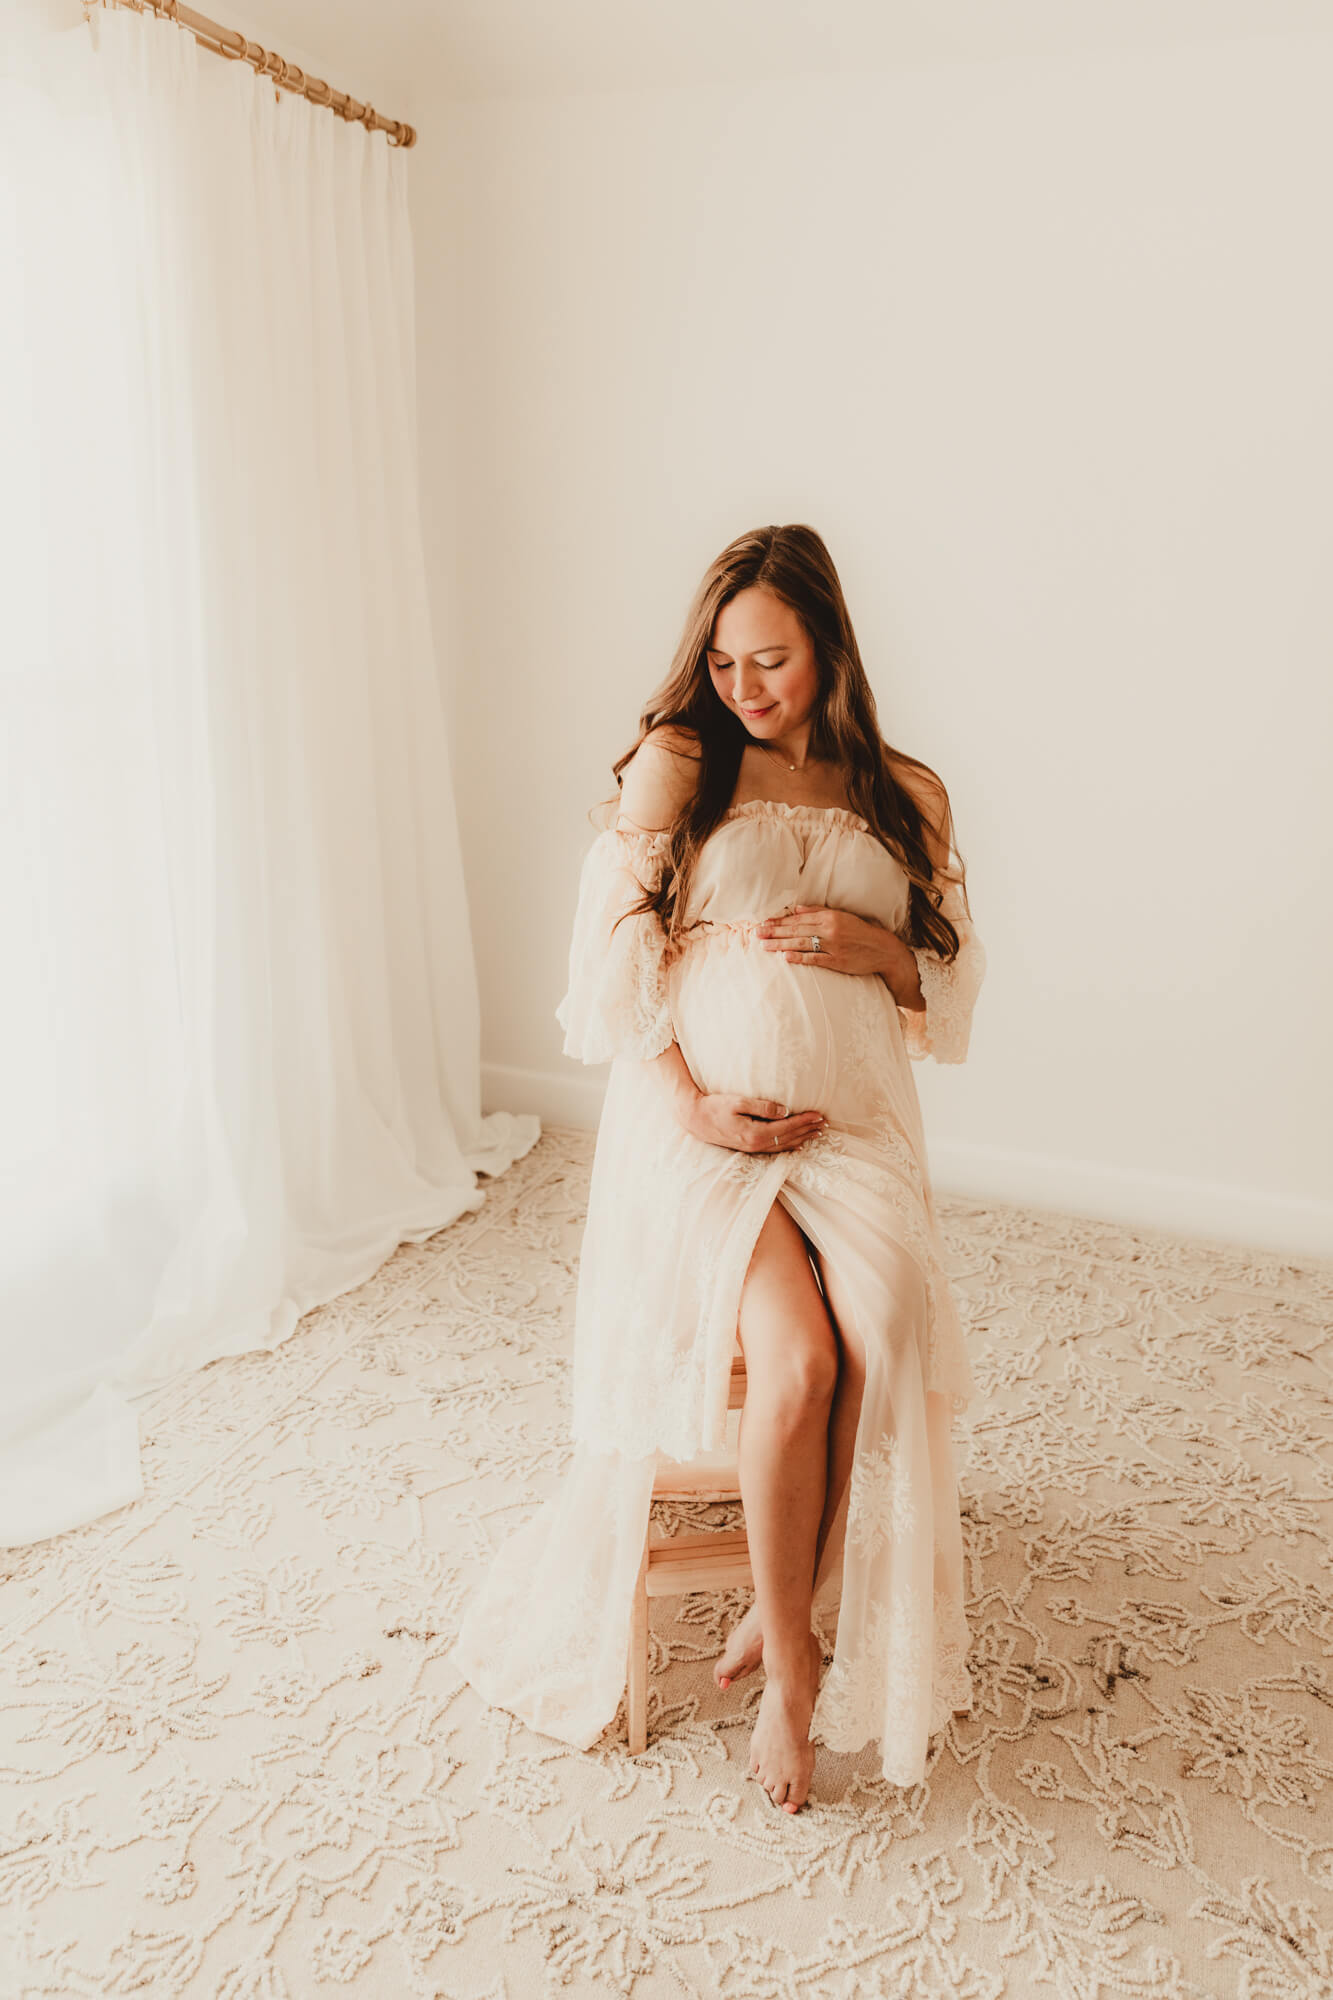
(715, 1602, 764, 1690)
(748, 1631, 822, 1813)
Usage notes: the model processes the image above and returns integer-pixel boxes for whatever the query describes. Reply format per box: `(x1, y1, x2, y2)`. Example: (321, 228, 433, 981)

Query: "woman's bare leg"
(725, 1197, 838, 1811)
(811, 1245, 870, 1581)
(716, 1240, 868, 1684)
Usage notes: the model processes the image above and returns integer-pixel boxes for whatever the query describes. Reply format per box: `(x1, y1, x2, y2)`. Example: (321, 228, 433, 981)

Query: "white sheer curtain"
(0, 9, 538, 1546)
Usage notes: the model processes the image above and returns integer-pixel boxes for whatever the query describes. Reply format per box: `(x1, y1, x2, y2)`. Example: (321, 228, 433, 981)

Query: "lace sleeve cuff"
(897, 886, 986, 1065)
(555, 826, 676, 1065)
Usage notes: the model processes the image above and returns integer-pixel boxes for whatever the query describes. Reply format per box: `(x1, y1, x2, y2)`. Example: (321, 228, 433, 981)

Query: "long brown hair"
(602, 523, 973, 962)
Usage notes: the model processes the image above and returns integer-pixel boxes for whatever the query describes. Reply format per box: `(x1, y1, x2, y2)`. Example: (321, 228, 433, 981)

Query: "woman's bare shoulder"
(617, 724, 703, 832)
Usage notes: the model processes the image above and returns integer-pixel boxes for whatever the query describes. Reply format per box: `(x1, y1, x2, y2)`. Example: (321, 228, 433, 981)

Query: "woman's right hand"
(681, 1092, 825, 1154)
(644, 1041, 823, 1153)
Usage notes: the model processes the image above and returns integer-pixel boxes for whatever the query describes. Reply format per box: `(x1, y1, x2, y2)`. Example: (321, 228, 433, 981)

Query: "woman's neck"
(731, 743, 854, 812)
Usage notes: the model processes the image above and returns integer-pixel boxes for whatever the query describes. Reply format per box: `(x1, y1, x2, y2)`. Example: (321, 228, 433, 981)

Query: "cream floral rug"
(3, 1127, 1332, 2000)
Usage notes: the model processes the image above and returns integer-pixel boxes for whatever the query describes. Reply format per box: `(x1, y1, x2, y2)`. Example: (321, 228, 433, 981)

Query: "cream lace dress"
(450, 797, 987, 1789)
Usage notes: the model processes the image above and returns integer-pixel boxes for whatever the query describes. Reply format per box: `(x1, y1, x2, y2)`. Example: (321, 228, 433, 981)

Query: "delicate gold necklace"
(757, 737, 801, 776)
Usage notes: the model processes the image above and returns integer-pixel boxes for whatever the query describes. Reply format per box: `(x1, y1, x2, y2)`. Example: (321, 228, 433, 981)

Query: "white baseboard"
(481, 1062, 1333, 1262)
(923, 1139, 1333, 1261)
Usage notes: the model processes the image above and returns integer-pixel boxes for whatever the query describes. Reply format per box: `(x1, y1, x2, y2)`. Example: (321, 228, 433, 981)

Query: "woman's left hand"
(758, 904, 915, 994)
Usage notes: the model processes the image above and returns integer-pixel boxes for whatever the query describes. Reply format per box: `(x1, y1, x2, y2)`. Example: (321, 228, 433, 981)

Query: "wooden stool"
(626, 1350, 750, 1754)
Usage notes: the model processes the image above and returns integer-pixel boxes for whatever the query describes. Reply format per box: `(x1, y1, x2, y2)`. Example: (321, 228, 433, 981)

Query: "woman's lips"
(741, 705, 775, 719)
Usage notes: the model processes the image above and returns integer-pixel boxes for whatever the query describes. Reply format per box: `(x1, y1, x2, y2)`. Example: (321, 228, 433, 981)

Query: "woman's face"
(706, 586, 820, 744)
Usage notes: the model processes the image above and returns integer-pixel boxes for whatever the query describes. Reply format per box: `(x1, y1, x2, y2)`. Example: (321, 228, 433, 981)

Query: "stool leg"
(626, 1544, 649, 1755)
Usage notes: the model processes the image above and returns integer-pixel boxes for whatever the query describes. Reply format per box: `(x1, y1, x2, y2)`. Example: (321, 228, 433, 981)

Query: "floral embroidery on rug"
(2, 1127, 1331, 1998)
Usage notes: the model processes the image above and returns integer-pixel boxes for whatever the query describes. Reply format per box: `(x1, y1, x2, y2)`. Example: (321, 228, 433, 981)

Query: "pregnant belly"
(668, 931, 888, 1118)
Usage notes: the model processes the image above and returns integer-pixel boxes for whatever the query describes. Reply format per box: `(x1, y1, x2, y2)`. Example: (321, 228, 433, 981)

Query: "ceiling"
(225, 0, 1333, 116)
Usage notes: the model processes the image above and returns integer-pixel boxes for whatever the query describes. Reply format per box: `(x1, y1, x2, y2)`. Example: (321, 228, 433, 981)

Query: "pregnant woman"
(450, 522, 986, 1811)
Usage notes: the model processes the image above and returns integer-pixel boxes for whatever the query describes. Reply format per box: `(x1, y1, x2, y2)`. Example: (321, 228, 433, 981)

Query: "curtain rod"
(83, 0, 417, 147)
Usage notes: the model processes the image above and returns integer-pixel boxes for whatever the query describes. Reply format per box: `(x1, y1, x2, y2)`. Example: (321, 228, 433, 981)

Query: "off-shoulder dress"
(450, 795, 987, 1788)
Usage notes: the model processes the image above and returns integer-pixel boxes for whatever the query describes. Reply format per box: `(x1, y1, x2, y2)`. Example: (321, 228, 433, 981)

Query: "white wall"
(412, 30, 1333, 1256)
(9, 0, 82, 36)
(17, 6, 1328, 1253)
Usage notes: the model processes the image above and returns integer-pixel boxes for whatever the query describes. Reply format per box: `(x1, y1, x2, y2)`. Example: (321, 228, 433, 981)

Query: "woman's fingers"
(739, 1112, 824, 1151)
(757, 909, 849, 968)
(778, 1112, 825, 1137)
(737, 1101, 823, 1128)
(719, 1098, 825, 1153)
(758, 905, 833, 941)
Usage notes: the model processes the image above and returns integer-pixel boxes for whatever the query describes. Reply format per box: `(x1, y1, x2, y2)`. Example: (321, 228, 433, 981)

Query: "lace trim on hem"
(810, 1673, 975, 1772)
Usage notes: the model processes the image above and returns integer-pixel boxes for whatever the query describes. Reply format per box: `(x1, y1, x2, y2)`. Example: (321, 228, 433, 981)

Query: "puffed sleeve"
(897, 873, 987, 1064)
(554, 821, 676, 1064)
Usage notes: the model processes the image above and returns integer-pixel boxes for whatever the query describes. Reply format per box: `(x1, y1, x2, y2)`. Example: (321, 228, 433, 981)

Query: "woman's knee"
(738, 1204, 840, 1422)
(745, 1320, 839, 1426)
(784, 1336, 839, 1412)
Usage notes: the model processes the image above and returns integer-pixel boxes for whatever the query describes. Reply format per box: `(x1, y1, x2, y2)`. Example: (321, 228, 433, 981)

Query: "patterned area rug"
(3, 1126, 1332, 2000)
